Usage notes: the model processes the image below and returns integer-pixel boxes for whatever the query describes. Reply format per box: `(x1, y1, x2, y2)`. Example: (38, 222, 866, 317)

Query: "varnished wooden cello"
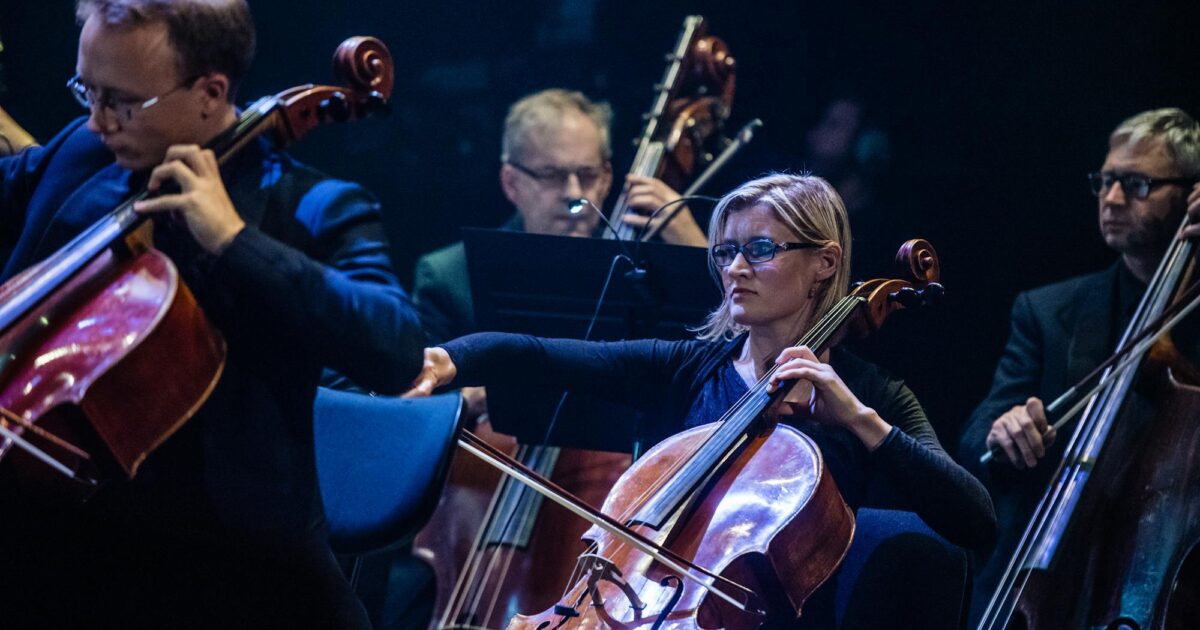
(449, 240, 944, 628)
(413, 16, 738, 630)
(978, 213, 1200, 628)
(0, 37, 394, 492)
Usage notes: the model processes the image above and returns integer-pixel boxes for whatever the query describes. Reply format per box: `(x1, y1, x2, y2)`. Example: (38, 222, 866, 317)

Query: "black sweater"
(443, 332, 996, 550)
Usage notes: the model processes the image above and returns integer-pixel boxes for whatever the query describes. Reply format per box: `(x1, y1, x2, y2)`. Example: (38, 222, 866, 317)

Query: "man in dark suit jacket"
(0, 1, 422, 627)
(959, 108, 1200, 623)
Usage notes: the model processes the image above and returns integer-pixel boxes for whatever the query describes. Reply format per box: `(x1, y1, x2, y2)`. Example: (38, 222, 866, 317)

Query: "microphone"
(566, 197, 644, 278)
(566, 197, 627, 241)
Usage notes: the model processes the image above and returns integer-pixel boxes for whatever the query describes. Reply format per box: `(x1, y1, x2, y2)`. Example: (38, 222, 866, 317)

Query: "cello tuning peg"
(919, 283, 945, 305)
(364, 91, 390, 117)
(319, 91, 351, 123)
(889, 286, 922, 308)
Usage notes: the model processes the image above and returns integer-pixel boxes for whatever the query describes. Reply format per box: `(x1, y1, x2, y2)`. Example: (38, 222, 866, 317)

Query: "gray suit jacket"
(413, 215, 523, 344)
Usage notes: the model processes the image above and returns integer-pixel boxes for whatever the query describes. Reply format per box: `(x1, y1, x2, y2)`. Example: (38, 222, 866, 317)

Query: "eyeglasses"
(507, 160, 609, 189)
(712, 238, 823, 267)
(1087, 171, 1195, 200)
(67, 74, 196, 122)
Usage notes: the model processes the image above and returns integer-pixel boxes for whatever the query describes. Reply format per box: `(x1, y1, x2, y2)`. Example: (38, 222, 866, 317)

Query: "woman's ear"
(814, 243, 842, 282)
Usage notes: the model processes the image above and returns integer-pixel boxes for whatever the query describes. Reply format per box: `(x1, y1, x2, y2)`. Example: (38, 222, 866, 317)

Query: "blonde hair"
(1109, 108, 1200, 177)
(500, 89, 612, 164)
(695, 173, 852, 341)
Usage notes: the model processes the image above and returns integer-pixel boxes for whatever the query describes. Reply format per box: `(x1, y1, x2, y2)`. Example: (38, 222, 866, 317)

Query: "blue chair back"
(314, 388, 462, 555)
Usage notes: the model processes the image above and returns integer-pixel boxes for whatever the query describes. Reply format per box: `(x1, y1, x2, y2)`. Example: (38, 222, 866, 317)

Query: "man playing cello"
(0, 1, 423, 626)
(959, 108, 1200, 624)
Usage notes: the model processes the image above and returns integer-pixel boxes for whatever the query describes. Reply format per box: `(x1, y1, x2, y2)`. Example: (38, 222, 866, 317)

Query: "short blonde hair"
(500, 89, 612, 164)
(695, 173, 852, 341)
(1110, 108, 1200, 177)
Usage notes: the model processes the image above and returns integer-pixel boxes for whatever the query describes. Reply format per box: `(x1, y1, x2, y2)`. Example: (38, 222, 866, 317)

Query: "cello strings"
(456, 433, 762, 614)
(442, 442, 532, 627)
(985, 287, 1166, 628)
(465, 444, 551, 625)
(608, 289, 858, 531)
(612, 295, 860, 532)
(475, 444, 556, 626)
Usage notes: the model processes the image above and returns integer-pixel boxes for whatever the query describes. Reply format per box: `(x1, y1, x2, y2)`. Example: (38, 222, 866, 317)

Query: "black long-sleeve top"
(443, 332, 996, 551)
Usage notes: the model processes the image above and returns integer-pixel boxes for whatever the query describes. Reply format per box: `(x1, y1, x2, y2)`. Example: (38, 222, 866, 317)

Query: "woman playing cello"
(409, 173, 995, 626)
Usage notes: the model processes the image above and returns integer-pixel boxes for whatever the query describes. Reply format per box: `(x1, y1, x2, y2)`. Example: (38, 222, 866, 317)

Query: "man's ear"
(197, 73, 231, 112)
(499, 163, 520, 205)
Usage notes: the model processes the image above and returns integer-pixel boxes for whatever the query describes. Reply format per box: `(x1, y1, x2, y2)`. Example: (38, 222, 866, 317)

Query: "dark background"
(2, 0, 1196, 446)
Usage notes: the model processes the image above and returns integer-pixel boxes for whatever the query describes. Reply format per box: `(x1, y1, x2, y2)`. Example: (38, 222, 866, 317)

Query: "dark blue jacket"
(0, 118, 423, 541)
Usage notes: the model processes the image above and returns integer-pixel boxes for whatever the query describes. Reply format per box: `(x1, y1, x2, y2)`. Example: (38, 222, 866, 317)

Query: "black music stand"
(463, 228, 720, 451)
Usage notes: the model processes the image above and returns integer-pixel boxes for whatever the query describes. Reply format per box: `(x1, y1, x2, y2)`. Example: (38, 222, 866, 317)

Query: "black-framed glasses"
(1087, 171, 1195, 200)
(507, 160, 609, 189)
(712, 238, 823, 266)
(66, 74, 196, 122)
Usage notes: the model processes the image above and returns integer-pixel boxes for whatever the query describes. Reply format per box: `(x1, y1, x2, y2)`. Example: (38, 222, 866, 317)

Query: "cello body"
(997, 357, 1200, 629)
(0, 240, 224, 488)
(509, 422, 853, 630)
(415, 417, 631, 628)
(1096, 363, 1200, 628)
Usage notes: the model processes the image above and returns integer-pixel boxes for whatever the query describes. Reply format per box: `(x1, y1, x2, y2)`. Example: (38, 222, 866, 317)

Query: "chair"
(833, 508, 972, 630)
(313, 387, 463, 555)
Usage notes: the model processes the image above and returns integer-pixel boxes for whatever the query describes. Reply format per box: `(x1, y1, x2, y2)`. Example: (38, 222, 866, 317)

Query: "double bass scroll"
(608, 15, 737, 242)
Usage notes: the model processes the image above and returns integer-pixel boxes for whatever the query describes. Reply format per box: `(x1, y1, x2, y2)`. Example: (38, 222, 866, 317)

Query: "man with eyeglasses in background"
(399, 88, 708, 630)
(957, 107, 1200, 624)
(0, 0, 423, 627)
(413, 88, 707, 346)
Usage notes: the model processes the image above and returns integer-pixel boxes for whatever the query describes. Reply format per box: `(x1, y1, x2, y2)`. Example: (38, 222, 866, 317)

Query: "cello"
(451, 240, 944, 628)
(414, 16, 738, 629)
(0, 37, 394, 491)
(978, 212, 1200, 628)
